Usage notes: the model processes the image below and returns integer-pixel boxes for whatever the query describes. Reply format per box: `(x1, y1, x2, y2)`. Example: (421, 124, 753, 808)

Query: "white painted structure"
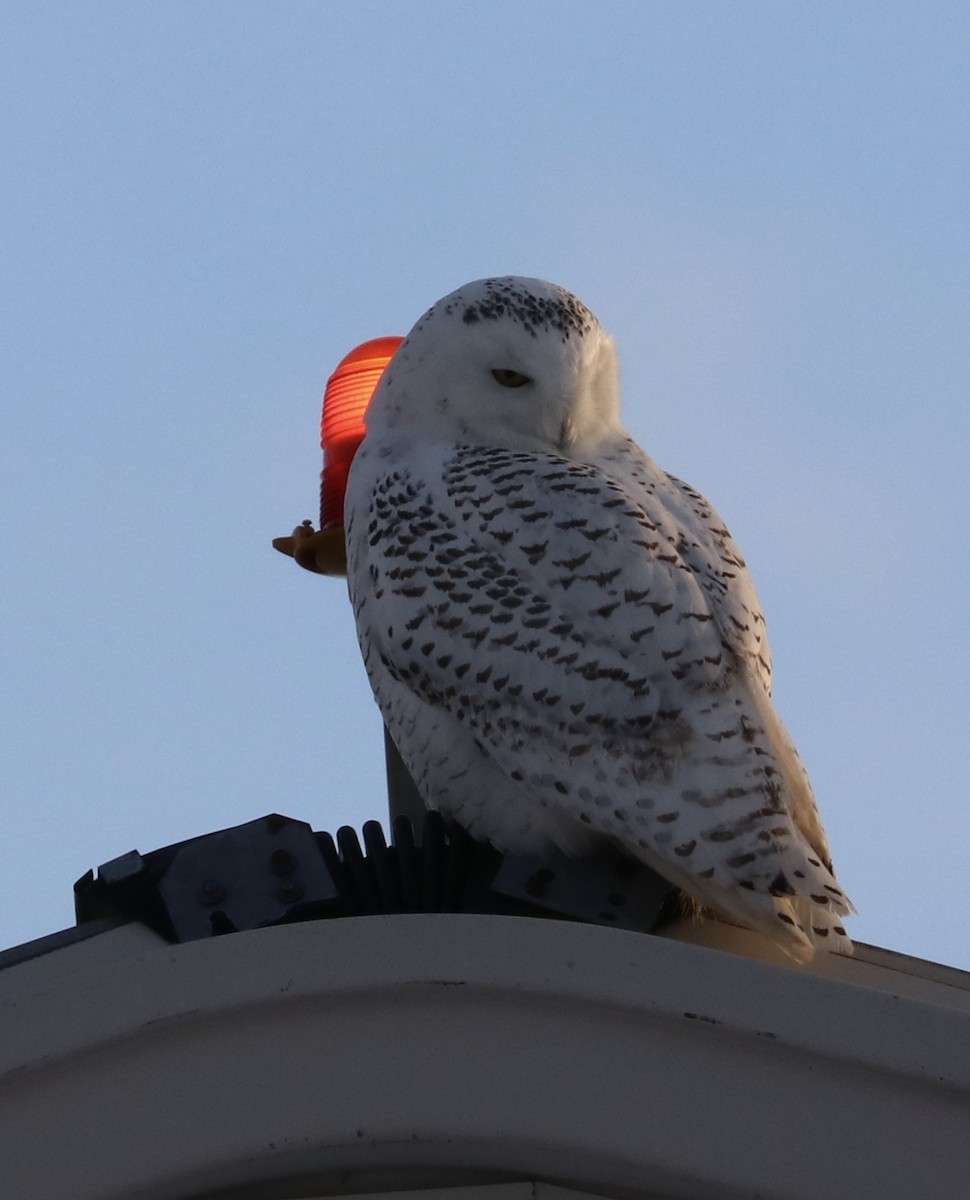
(1, 912, 968, 1200)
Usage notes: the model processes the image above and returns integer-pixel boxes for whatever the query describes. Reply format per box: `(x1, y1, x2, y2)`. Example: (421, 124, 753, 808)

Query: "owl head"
(364, 277, 623, 456)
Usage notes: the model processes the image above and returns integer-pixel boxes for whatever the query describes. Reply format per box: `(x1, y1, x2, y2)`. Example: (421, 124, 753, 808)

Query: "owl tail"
(700, 885, 853, 964)
(651, 855, 854, 963)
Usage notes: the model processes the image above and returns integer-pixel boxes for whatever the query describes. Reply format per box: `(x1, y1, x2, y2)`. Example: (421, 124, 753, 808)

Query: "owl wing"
(347, 441, 851, 957)
(594, 437, 773, 693)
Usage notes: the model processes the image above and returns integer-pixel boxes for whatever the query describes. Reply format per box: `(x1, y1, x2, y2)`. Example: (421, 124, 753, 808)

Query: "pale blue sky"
(2, 2, 969, 968)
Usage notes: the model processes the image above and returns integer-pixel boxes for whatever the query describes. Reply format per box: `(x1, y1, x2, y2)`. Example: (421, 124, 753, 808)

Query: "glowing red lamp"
(273, 334, 402, 577)
(319, 335, 403, 529)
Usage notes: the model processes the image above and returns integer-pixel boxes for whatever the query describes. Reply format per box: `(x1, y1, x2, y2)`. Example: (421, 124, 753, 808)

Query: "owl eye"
(491, 368, 531, 389)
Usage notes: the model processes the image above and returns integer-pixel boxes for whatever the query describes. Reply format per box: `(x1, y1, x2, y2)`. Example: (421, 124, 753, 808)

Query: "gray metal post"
(383, 725, 426, 831)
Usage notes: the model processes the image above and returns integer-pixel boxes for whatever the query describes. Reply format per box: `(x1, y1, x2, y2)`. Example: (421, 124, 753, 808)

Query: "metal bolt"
(525, 867, 555, 899)
(198, 879, 226, 906)
(278, 879, 305, 904)
(269, 848, 296, 875)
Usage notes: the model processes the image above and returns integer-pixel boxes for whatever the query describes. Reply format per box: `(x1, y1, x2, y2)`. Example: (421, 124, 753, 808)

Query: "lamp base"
(272, 521, 347, 577)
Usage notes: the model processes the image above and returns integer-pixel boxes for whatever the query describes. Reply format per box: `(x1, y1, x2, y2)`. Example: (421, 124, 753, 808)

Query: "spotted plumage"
(344, 276, 853, 960)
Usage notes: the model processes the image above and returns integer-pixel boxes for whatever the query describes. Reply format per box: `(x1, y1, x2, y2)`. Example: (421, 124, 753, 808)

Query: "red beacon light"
(273, 334, 403, 577)
(320, 335, 404, 529)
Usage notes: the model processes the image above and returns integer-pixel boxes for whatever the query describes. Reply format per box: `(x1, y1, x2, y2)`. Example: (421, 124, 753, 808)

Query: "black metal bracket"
(73, 812, 678, 946)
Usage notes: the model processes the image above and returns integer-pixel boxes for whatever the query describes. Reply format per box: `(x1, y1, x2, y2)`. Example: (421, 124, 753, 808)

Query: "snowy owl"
(344, 276, 852, 960)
